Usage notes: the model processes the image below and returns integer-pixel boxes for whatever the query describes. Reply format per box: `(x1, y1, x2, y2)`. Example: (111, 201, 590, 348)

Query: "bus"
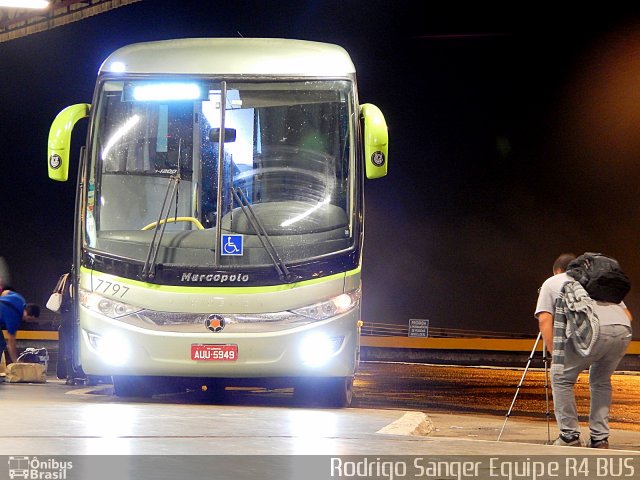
(47, 38, 388, 407)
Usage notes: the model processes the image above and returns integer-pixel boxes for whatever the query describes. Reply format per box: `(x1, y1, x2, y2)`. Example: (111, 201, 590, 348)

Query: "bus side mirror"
(209, 127, 237, 143)
(48, 104, 90, 181)
(361, 103, 388, 179)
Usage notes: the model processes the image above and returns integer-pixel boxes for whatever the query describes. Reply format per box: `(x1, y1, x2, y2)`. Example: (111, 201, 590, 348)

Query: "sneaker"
(587, 438, 609, 449)
(552, 434, 582, 446)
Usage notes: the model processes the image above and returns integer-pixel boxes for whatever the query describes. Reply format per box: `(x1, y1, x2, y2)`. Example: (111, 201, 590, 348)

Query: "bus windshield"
(87, 79, 355, 271)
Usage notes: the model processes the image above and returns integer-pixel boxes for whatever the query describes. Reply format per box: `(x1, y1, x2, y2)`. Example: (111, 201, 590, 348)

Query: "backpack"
(566, 252, 631, 304)
(17, 347, 49, 368)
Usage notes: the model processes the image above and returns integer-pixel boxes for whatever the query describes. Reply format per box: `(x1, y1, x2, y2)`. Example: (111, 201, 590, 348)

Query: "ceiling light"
(0, 0, 49, 8)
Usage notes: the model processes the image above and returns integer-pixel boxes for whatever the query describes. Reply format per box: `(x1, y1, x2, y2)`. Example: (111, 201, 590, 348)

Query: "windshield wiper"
(140, 174, 180, 281)
(231, 187, 293, 282)
(141, 140, 183, 281)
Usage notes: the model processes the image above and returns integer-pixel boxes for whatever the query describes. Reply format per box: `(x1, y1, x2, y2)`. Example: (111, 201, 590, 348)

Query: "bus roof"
(99, 38, 356, 77)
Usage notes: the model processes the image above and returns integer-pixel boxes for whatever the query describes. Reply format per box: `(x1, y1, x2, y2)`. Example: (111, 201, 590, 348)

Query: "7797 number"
(94, 279, 130, 298)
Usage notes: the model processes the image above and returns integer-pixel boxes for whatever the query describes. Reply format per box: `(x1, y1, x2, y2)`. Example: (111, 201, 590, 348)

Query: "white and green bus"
(47, 38, 387, 407)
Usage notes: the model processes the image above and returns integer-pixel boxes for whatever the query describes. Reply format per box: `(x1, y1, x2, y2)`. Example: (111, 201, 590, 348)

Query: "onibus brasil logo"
(8, 456, 72, 479)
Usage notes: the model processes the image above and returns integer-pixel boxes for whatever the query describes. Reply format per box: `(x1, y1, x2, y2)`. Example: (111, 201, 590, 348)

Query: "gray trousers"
(551, 324, 632, 441)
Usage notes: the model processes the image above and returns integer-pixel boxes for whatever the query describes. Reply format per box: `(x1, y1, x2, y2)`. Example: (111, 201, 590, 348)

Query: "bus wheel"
(293, 376, 353, 408)
(112, 376, 155, 398)
(325, 376, 353, 408)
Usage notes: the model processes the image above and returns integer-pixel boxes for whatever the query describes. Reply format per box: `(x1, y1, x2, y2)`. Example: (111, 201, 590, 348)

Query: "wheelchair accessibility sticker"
(221, 234, 243, 256)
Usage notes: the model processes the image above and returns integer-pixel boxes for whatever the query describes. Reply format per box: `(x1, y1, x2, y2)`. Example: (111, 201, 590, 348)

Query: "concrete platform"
(0, 379, 638, 456)
(1, 379, 639, 480)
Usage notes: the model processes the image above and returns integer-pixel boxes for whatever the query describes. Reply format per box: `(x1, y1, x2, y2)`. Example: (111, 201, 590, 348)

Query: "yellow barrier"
(360, 336, 640, 355)
(12, 330, 58, 341)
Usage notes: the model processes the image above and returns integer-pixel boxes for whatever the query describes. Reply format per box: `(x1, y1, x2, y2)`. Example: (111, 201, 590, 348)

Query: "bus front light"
(290, 289, 360, 321)
(299, 334, 344, 367)
(87, 331, 130, 366)
(80, 288, 141, 319)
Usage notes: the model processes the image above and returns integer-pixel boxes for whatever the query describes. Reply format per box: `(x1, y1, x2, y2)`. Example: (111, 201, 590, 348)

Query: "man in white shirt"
(535, 253, 632, 449)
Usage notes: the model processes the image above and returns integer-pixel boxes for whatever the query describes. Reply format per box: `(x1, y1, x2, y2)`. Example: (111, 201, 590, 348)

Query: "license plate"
(191, 344, 238, 361)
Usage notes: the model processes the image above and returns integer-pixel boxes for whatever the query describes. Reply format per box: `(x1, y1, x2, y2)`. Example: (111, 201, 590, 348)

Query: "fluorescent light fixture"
(132, 83, 202, 101)
(0, 0, 49, 7)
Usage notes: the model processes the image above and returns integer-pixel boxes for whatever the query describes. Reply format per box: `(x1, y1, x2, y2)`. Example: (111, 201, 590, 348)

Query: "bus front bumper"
(79, 309, 360, 379)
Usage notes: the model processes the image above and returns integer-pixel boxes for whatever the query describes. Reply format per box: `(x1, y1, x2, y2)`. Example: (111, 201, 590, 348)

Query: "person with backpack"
(535, 253, 633, 449)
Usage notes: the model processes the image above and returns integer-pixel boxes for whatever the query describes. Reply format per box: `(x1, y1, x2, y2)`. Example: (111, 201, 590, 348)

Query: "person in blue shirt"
(0, 289, 40, 364)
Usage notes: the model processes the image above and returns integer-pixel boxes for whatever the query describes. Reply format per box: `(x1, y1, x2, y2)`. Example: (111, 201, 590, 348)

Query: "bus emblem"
(49, 154, 62, 170)
(205, 314, 226, 332)
(371, 151, 385, 167)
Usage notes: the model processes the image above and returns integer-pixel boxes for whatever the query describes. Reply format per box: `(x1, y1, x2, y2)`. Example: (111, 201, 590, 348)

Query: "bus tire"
(112, 375, 155, 398)
(293, 376, 353, 408)
(325, 376, 354, 408)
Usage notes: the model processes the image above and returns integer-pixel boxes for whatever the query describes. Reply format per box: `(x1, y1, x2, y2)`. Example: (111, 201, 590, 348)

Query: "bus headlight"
(86, 331, 130, 366)
(80, 288, 141, 319)
(299, 333, 344, 367)
(290, 290, 360, 321)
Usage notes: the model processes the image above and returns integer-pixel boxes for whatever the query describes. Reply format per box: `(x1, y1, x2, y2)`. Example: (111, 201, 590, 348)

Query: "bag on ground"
(17, 347, 49, 371)
(5, 363, 46, 383)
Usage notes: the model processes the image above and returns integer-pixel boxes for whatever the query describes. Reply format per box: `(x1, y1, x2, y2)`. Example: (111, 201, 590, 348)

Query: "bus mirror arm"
(47, 104, 90, 182)
(360, 103, 388, 180)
